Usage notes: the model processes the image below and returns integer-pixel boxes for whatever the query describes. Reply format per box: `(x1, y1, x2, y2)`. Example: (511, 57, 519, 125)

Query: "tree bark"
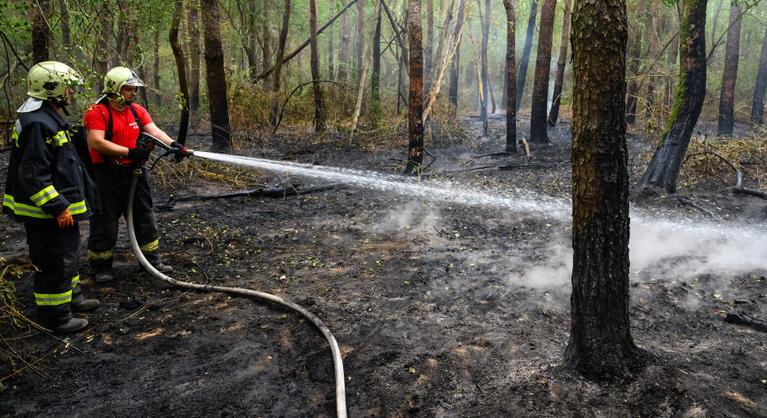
(565, 0, 644, 380)
(170, 0, 190, 144)
(58, 0, 71, 57)
(624, 1, 642, 125)
(405, 0, 424, 175)
(479, 0, 491, 135)
(529, 0, 556, 143)
(640, 0, 707, 194)
(716, 2, 742, 137)
(751, 24, 767, 125)
(201, 0, 232, 152)
(31, 0, 51, 63)
(547, 0, 570, 126)
(337, 1, 352, 82)
(503, 0, 516, 153)
(356, 0, 367, 76)
(516, 0, 538, 112)
(310, 0, 327, 132)
(151, 27, 161, 107)
(271, 0, 292, 127)
(328, 0, 336, 79)
(371, 3, 383, 121)
(425, 0, 434, 77)
(93, 10, 112, 94)
(262, 0, 274, 90)
(709, 0, 724, 61)
(187, 0, 201, 112)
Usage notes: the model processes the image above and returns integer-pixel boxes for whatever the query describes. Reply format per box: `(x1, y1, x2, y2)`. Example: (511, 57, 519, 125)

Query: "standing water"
(194, 152, 767, 281)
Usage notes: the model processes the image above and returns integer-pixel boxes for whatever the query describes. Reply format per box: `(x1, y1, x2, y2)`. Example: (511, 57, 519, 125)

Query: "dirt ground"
(1, 114, 766, 417)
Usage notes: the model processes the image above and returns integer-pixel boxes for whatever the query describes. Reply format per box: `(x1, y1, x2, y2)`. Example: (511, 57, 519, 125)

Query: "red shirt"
(83, 102, 153, 164)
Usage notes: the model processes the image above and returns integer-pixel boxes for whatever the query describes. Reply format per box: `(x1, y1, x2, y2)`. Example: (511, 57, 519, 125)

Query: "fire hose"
(125, 138, 347, 417)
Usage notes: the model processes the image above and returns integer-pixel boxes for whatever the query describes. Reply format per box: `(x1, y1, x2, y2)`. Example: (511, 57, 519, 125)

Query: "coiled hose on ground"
(126, 168, 347, 417)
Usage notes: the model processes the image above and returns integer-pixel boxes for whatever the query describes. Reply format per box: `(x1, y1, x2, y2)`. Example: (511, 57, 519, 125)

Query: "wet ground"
(2, 114, 766, 417)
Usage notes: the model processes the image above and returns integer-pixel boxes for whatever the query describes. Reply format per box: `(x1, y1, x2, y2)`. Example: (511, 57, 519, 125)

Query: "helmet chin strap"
(115, 95, 134, 106)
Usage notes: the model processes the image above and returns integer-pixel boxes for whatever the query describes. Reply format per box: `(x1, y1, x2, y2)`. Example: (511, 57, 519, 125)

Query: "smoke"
(372, 201, 441, 235)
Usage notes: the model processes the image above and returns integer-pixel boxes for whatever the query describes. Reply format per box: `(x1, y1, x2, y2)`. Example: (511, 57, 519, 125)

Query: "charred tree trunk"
(31, 0, 51, 63)
(480, 0, 491, 135)
(170, 0, 190, 144)
(640, 0, 707, 194)
(371, 3, 383, 121)
(503, 0, 517, 153)
(271, 0, 292, 127)
(337, 2, 351, 82)
(201, 0, 232, 152)
(548, 0, 570, 126)
(449, 39, 461, 108)
(310, 0, 327, 132)
(716, 2, 742, 137)
(566, 0, 644, 380)
(405, 0, 424, 175)
(751, 25, 767, 126)
(529, 0, 556, 143)
(516, 0, 538, 112)
(187, 0, 201, 112)
(624, 3, 642, 125)
(356, 0, 366, 76)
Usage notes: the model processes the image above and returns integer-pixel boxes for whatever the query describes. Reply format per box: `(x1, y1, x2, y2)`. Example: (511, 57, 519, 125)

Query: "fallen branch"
(159, 183, 344, 208)
(677, 196, 722, 221)
(687, 145, 767, 200)
(724, 312, 767, 333)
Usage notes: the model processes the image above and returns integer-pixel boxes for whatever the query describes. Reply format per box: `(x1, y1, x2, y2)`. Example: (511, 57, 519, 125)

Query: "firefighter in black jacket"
(3, 61, 100, 333)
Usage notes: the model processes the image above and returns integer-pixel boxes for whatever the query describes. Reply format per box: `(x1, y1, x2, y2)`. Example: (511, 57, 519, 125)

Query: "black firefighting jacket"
(3, 102, 95, 223)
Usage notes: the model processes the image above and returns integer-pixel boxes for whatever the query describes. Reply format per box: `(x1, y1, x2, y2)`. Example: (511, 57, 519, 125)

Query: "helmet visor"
(123, 73, 145, 87)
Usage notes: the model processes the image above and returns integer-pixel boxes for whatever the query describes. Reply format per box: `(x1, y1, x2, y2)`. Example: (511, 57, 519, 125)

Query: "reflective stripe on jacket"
(3, 102, 95, 223)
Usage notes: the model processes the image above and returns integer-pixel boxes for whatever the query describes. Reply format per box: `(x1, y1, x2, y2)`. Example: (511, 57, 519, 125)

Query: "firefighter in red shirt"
(83, 67, 190, 282)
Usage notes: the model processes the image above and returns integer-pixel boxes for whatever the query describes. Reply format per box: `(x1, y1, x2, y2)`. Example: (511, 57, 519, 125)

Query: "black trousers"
(87, 165, 161, 273)
(25, 222, 82, 323)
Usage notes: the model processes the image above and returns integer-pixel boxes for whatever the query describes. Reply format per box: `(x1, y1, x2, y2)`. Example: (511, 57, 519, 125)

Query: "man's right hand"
(56, 208, 74, 229)
(127, 147, 150, 161)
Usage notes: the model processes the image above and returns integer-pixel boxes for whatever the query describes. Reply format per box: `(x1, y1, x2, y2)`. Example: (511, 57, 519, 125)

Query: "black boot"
(50, 317, 89, 333)
(71, 294, 100, 312)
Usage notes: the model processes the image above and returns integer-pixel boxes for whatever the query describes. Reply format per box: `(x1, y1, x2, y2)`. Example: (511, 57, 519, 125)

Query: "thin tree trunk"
(425, 0, 434, 77)
(201, 0, 231, 152)
(529, 0, 556, 143)
(262, 0, 274, 90)
(422, 0, 466, 121)
(170, 0, 190, 144)
(716, 2, 742, 137)
(503, 0, 516, 153)
(187, 0, 201, 112)
(644, 5, 658, 117)
(271, 0, 292, 127)
(480, 0, 491, 135)
(310, 0, 327, 132)
(151, 27, 161, 107)
(751, 24, 767, 125)
(516, 0, 538, 112)
(566, 0, 644, 381)
(710, 0, 724, 60)
(328, 0, 336, 79)
(371, 3, 383, 122)
(547, 0, 570, 126)
(405, 0, 424, 175)
(93, 10, 112, 93)
(356, 0, 366, 76)
(640, 0, 707, 194)
(337, 1, 351, 82)
(351, 0, 383, 138)
(449, 39, 461, 108)
(624, 1, 641, 125)
(58, 0, 71, 56)
(31, 0, 51, 63)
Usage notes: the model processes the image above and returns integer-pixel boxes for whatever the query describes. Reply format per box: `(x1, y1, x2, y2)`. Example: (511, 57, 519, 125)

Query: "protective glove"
(127, 147, 150, 161)
(56, 208, 74, 229)
(170, 141, 191, 163)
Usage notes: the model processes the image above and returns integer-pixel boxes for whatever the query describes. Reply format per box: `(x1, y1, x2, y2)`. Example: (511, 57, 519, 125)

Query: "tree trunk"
(371, 3, 383, 122)
(425, 0, 434, 77)
(328, 0, 336, 79)
(271, 0, 292, 127)
(624, 1, 642, 125)
(187, 0, 201, 112)
(337, 1, 351, 82)
(449, 39, 460, 108)
(565, 0, 644, 380)
(310, 0, 327, 133)
(503, 0, 516, 153)
(150, 27, 161, 107)
(170, 0, 190, 145)
(94, 10, 112, 94)
(709, 0, 724, 61)
(528, 0, 556, 143)
(644, 5, 658, 117)
(201, 0, 231, 152)
(479, 0, 491, 135)
(31, 0, 51, 63)
(640, 0, 707, 194)
(356, 0, 366, 76)
(716, 2, 742, 137)
(516, 0, 538, 112)
(751, 25, 767, 125)
(405, 0, 424, 175)
(262, 0, 274, 90)
(58, 0, 71, 57)
(547, 0, 570, 126)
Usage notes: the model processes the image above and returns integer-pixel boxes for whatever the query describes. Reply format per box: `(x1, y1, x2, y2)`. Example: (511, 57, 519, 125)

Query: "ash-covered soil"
(2, 114, 766, 417)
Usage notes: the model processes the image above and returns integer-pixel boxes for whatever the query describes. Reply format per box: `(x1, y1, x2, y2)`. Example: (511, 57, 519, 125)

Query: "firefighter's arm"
(142, 123, 175, 147)
(86, 128, 132, 157)
(17, 123, 69, 216)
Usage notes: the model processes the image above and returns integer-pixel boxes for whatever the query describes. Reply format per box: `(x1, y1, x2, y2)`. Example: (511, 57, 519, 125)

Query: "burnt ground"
(1, 114, 766, 417)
